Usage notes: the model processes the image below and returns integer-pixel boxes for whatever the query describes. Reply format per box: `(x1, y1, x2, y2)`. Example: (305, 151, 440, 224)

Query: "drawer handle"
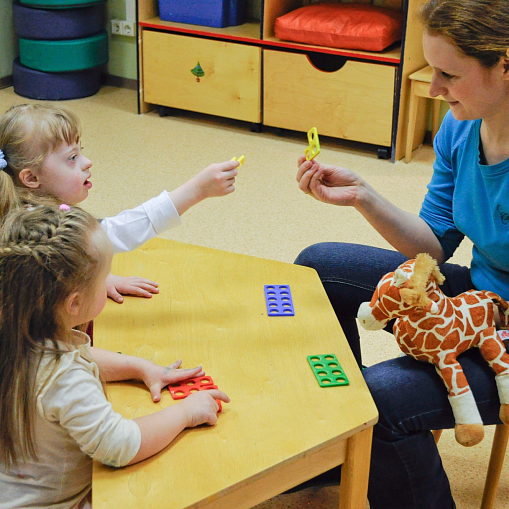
(307, 53, 347, 73)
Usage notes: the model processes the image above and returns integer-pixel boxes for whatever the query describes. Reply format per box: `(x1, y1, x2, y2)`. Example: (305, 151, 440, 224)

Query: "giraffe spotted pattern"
(358, 253, 509, 445)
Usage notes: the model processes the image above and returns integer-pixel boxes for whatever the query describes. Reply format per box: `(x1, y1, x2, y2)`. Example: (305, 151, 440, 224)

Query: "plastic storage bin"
(158, 0, 246, 28)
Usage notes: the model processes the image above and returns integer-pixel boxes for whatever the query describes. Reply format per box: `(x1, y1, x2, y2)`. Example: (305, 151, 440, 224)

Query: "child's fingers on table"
(123, 286, 154, 298)
(167, 365, 205, 383)
(167, 359, 183, 369)
(130, 277, 159, 287)
(108, 288, 124, 303)
(131, 281, 159, 293)
(202, 388, 230, 403)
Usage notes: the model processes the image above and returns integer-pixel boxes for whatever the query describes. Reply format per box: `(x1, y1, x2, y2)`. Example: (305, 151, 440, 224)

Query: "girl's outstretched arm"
(90, 347, 204, 400)
(168, 159, 239, 215)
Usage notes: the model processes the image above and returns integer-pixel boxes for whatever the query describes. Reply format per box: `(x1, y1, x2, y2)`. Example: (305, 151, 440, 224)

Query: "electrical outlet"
(121, 21, 135, 37)
(111, 19, 122, 35)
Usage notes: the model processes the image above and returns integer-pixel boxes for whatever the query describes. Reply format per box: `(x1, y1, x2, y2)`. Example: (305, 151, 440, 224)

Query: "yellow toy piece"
(304, 127, 320, 161)
(232, 155, 245, 167)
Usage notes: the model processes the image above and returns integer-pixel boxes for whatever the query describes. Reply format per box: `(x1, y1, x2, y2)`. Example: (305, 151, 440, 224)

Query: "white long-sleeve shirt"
(0, 331, 141, 509)
(100, 191, 182, 254)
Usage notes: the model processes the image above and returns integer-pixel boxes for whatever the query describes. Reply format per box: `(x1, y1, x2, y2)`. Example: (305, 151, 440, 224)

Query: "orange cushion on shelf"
(274, 2, 404, 52)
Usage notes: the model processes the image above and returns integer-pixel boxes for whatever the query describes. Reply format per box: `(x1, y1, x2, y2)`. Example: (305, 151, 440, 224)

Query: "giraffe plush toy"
(357, 253, 509, 447)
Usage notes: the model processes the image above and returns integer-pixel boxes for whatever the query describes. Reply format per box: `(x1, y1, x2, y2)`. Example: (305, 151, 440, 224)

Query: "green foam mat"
(19, 31, 108, 73)
(20, 0, 103, 8)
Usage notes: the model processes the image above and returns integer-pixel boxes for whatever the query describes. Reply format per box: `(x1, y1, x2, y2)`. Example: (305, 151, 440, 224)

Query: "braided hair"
(0, 204, 102, 467)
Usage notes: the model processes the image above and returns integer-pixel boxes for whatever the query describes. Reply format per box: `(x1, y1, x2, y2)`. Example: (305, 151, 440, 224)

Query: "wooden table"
(92, 238, 378, 509)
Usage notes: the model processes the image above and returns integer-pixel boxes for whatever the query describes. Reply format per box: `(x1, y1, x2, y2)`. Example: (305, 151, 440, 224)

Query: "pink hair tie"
(59, 204, 71, 211)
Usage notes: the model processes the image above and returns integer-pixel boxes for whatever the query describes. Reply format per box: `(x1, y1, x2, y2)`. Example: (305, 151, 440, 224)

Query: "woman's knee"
(294, 242, 334, 269)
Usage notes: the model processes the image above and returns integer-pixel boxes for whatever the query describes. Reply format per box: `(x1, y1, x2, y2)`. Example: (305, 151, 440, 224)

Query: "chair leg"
(405, 82, 419, 163)
(431, 99, 442, 143)
(481, 424, 509, 509)
(432, 429, 443, 444)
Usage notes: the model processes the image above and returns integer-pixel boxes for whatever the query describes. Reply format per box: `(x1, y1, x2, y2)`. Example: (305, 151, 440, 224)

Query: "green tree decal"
(191, 61, 205, 82)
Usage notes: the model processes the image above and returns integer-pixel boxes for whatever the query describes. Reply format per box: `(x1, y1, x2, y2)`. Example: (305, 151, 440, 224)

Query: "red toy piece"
(168, 376, 222, 412)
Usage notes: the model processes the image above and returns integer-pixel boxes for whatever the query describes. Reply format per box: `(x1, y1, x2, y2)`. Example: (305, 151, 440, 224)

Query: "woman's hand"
(297, 155, 364, 207)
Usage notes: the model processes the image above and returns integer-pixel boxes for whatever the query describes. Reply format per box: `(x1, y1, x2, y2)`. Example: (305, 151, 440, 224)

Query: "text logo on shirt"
(497, 205, 509, 225)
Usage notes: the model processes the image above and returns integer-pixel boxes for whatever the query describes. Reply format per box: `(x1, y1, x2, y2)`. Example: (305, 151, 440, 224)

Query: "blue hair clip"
(0, 150, 6, 170)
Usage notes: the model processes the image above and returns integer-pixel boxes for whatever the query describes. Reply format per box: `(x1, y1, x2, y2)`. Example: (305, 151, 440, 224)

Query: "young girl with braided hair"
(0, 103, 239, 303)
(0, 204, 229, 509)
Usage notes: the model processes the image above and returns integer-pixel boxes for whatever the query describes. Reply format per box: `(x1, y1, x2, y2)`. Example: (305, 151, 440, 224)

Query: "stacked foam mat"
(12, 0, 108, 100)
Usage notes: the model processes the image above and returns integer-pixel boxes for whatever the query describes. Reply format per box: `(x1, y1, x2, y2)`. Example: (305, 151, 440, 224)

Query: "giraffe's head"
(357, 253, 445, 331)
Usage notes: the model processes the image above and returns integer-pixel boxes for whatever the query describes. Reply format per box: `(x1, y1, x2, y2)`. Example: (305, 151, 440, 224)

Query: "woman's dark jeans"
(293, 243, 504, 509)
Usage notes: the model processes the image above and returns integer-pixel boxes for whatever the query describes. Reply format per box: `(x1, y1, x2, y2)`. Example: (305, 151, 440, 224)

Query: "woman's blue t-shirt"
(419, 110, 509, 300)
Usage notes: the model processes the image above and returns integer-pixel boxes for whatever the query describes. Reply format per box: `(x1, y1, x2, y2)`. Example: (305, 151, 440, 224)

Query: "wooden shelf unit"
(136, 0, 429, 161)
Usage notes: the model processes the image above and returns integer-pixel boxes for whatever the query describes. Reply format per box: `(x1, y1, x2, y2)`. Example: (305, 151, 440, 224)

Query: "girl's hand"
(142, 360, 205, 402)
(106, 273, 159, 303)
(181, 389, 230, 427)
(191, 160, 239, 200)
(297, 155, 363, 207)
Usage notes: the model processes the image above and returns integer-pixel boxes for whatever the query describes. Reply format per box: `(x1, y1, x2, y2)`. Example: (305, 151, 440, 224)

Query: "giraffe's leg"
(434, 356, 484, 447)
(478, 327, 509, 425)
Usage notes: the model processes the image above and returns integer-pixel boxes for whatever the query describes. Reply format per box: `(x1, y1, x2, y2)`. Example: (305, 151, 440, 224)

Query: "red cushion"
(274, 2, 404, 52)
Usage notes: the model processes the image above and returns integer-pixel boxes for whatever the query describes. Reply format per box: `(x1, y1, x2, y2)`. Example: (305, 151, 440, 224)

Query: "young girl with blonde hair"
(0, 103, 239, 302)
(0, 204, 229, 508)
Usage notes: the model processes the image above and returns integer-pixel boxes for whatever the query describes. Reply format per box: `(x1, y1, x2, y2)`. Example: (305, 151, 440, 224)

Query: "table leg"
(338, 427, 373, 509)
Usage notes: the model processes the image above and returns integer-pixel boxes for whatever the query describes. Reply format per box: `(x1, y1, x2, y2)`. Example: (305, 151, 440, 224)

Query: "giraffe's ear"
(393, 268, 409, 288)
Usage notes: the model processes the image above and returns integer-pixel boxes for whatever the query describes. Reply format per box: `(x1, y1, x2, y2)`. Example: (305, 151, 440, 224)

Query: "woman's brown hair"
(420, 0, 509, 68)
(0, 204, 102, 467)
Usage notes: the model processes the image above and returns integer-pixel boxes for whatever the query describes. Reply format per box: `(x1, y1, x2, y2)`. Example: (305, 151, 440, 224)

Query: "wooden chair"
(405, 65, 446, 163)
(432, 425, 509, 509)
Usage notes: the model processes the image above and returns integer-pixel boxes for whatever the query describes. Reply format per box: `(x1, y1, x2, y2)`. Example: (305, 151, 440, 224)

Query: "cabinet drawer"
(143, 31, 261, 122)
(263, 50, 395, 146)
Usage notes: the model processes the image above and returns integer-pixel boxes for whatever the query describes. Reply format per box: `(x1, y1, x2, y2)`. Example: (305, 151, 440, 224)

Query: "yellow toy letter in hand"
(304, 127, 320, 161)
(231, 155, 245, 167)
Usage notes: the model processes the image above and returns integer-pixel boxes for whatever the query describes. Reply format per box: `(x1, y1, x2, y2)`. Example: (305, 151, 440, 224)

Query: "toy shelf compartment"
(142, 30, 262, 123)
(263, 49, 396, 147)
(261, 0, 402, 65)
(139, 17, 262, 44)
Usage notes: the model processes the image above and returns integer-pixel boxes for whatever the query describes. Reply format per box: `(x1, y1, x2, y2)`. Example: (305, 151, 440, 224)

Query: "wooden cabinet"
(136, 0, 429, 161)
(264, 50, 395, 147)
(143, 31, 261, 122)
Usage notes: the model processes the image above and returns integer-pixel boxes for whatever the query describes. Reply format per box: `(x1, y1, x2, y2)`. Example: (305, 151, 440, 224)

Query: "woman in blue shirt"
(294, 1, 509, 507)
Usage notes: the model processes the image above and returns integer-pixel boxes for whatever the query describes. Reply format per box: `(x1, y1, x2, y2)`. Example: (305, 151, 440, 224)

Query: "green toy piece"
(307, 354, 349, 387)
